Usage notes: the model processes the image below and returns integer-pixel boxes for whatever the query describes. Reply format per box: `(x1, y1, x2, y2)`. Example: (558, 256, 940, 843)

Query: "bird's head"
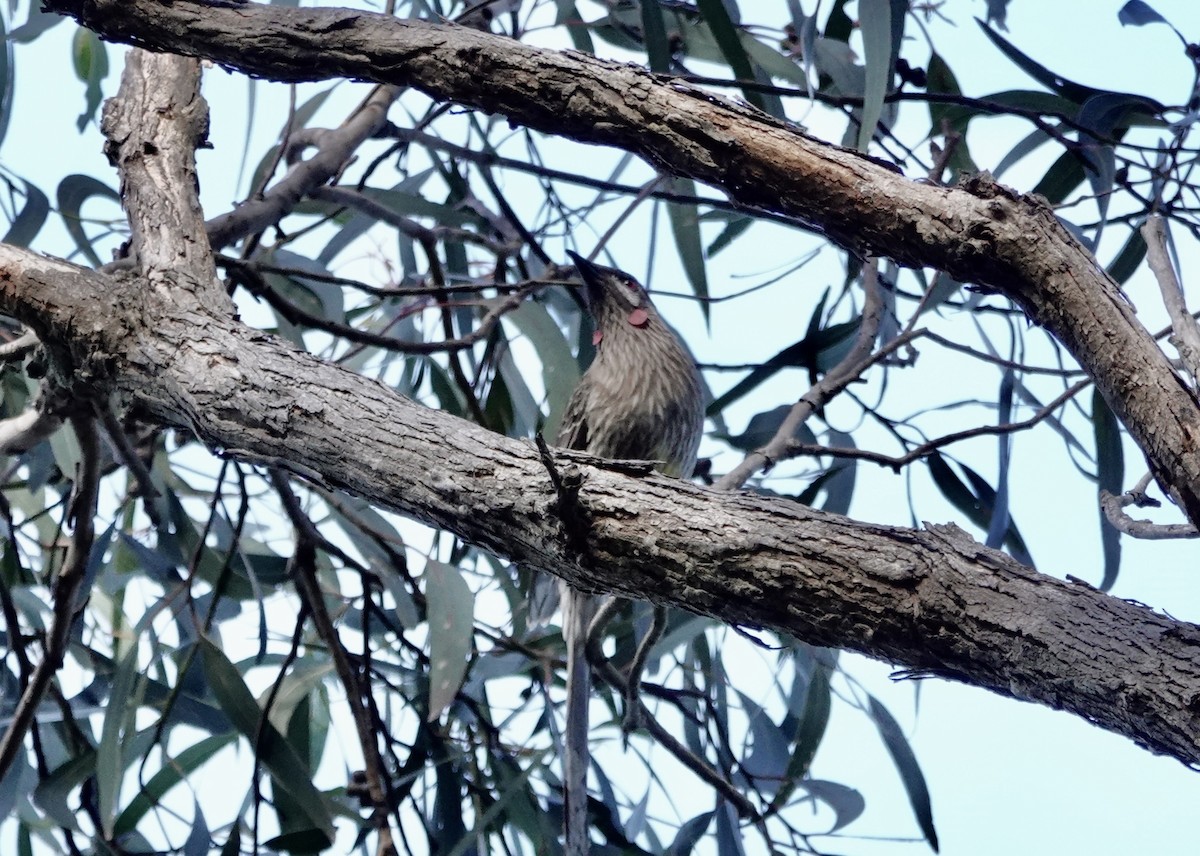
(566, 251, 656, 343)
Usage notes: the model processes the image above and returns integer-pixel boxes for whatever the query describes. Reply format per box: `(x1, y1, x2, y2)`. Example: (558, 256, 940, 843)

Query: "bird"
(556, 250, 704, 856)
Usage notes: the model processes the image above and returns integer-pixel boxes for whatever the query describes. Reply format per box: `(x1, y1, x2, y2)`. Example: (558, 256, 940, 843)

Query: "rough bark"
(0, 246, 1197, 767)
(43, 0, 1200, 525)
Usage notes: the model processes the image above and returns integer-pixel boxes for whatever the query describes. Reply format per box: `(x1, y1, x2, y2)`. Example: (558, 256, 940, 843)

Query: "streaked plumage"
(557, 251, 704, 856)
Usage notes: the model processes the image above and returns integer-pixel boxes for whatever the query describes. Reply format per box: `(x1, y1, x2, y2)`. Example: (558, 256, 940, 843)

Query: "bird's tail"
(562, 583, 595, 856)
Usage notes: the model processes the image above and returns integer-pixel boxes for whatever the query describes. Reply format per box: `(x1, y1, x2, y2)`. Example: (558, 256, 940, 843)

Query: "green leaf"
(3, 179, 49, 248)
(1032, 150, 1085, 205)
(666, 811, 714, 856)
(663, 176, 710, 325)
(98, 649, 142, 837)
(1093, 390, 1124, 590)
(718, 404, 817, 452)
(315, 170, 433, 265)
(867, 695, 938, 852)
(927, 452, 1034, 566)
(820, 430, 857, 515)
(640, 0, 672, 73)
(707, 316, 861, 415)
(925, 52, 962, 130)
(1106, 228, 1147, 285)
(448, 749, 549, 856)
(1118, 0, 1180, 34)
(705, 213, 753, 258)
(113, 733, 238, 836)
(426, 560, 475, 721)
(0, 13, 13, 152)
(507, 299, 579, 437)
(556, 0, 595, 53)
(976, 19, 1164, 114)
(804, 780, 866, 832)
(198, 638, 334, 845)
(856, 0, 894, 152)
(9, 7, 63, 43)
(785, 654, 831, 786)
(55, 174, 120, 267)
(71, 27, 109, 131)
(695, 0, 767, 113)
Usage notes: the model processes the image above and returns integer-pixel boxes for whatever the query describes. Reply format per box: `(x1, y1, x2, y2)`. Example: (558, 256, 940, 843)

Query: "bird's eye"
(624, 279, 638, 292)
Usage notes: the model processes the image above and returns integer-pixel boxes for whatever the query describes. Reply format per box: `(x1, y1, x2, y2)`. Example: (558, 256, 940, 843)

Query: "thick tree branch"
(43, 0, 1200, 528)
(100, 50, 228, 312)
(0, 246, 1197, 769)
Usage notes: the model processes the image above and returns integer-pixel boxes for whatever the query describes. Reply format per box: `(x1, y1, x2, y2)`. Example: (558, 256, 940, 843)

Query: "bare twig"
(582, 620, 758, 819)
(0, 405, 61, 454)
(0, 330, 39, 361)
(270, 470, 398, 856)
(715, 259, 890, 490)
(0, 414, 101, 780)
(1101, 472, 1199, 540)
(787, 379, 1092, 472)
(1142, 215, 1200, 386)
(207, 86, 403, 250)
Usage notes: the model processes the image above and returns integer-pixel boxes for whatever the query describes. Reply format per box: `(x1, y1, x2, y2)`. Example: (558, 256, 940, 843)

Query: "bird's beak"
(566, 250, 605, 290)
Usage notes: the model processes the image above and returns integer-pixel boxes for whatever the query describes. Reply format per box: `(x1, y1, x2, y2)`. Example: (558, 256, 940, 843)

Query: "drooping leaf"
(8, 7, 63, 42)
(71, 26, 109, 131)
(867, 695, 938, 852)
(927, 452, 1033, 566)
(821, 430, 858, 516)
(977, 19, 1163, 110)
(556, 0, 595, 53)
(801, 779, 866, 832)
(113, 733, 238, 836)
(97, 648, 142, 837)
(426, 560, 476, 721)
(1032, 150, 1086, 204)
(984, 371, 1014, 550)
(734, 690, 790, 793)
(1093, 390, 1124, 590)
(1106, 227, 1147, 285)
(3, 179, 49, 248)
(707, 316, 861, 415)
(663, 176, 710, 325)
(704, 212, 753, 258)
(640, 0, 671, 73)
(56, 174, 120, 267)
(198, 639, 334, 845)
(666, 810, 714, 856)
(0, 13, 13, 152)
(1117, 1, 1170, 28)
(508, 299, 580, 437)
(315, 170, 433, 265)
(719, 404, 817, 452)
(695, 0, 768, 114)
(856, 0, 895, 152)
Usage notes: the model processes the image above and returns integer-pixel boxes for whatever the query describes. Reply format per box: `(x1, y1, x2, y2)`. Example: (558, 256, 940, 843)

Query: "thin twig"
(1142, 214, 1200, 386)
(787, 379, 1092, 472)
(0, 413, 101, 780)
(1101, 472, 1199, 539)
(714, 259, 891, 490)
(271, 470, 398, 856)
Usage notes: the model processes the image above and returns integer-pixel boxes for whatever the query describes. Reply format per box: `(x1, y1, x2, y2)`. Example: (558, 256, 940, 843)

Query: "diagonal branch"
(0, 245, 1196, 769)
(42, 0, 1200, 527)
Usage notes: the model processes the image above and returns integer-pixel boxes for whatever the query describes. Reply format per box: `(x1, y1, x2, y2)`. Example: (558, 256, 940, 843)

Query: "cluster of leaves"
(0, 0, 1194, 854)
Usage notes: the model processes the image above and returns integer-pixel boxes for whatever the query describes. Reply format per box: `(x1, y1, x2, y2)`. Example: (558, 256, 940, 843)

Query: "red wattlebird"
(557, 250, 704, 855)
